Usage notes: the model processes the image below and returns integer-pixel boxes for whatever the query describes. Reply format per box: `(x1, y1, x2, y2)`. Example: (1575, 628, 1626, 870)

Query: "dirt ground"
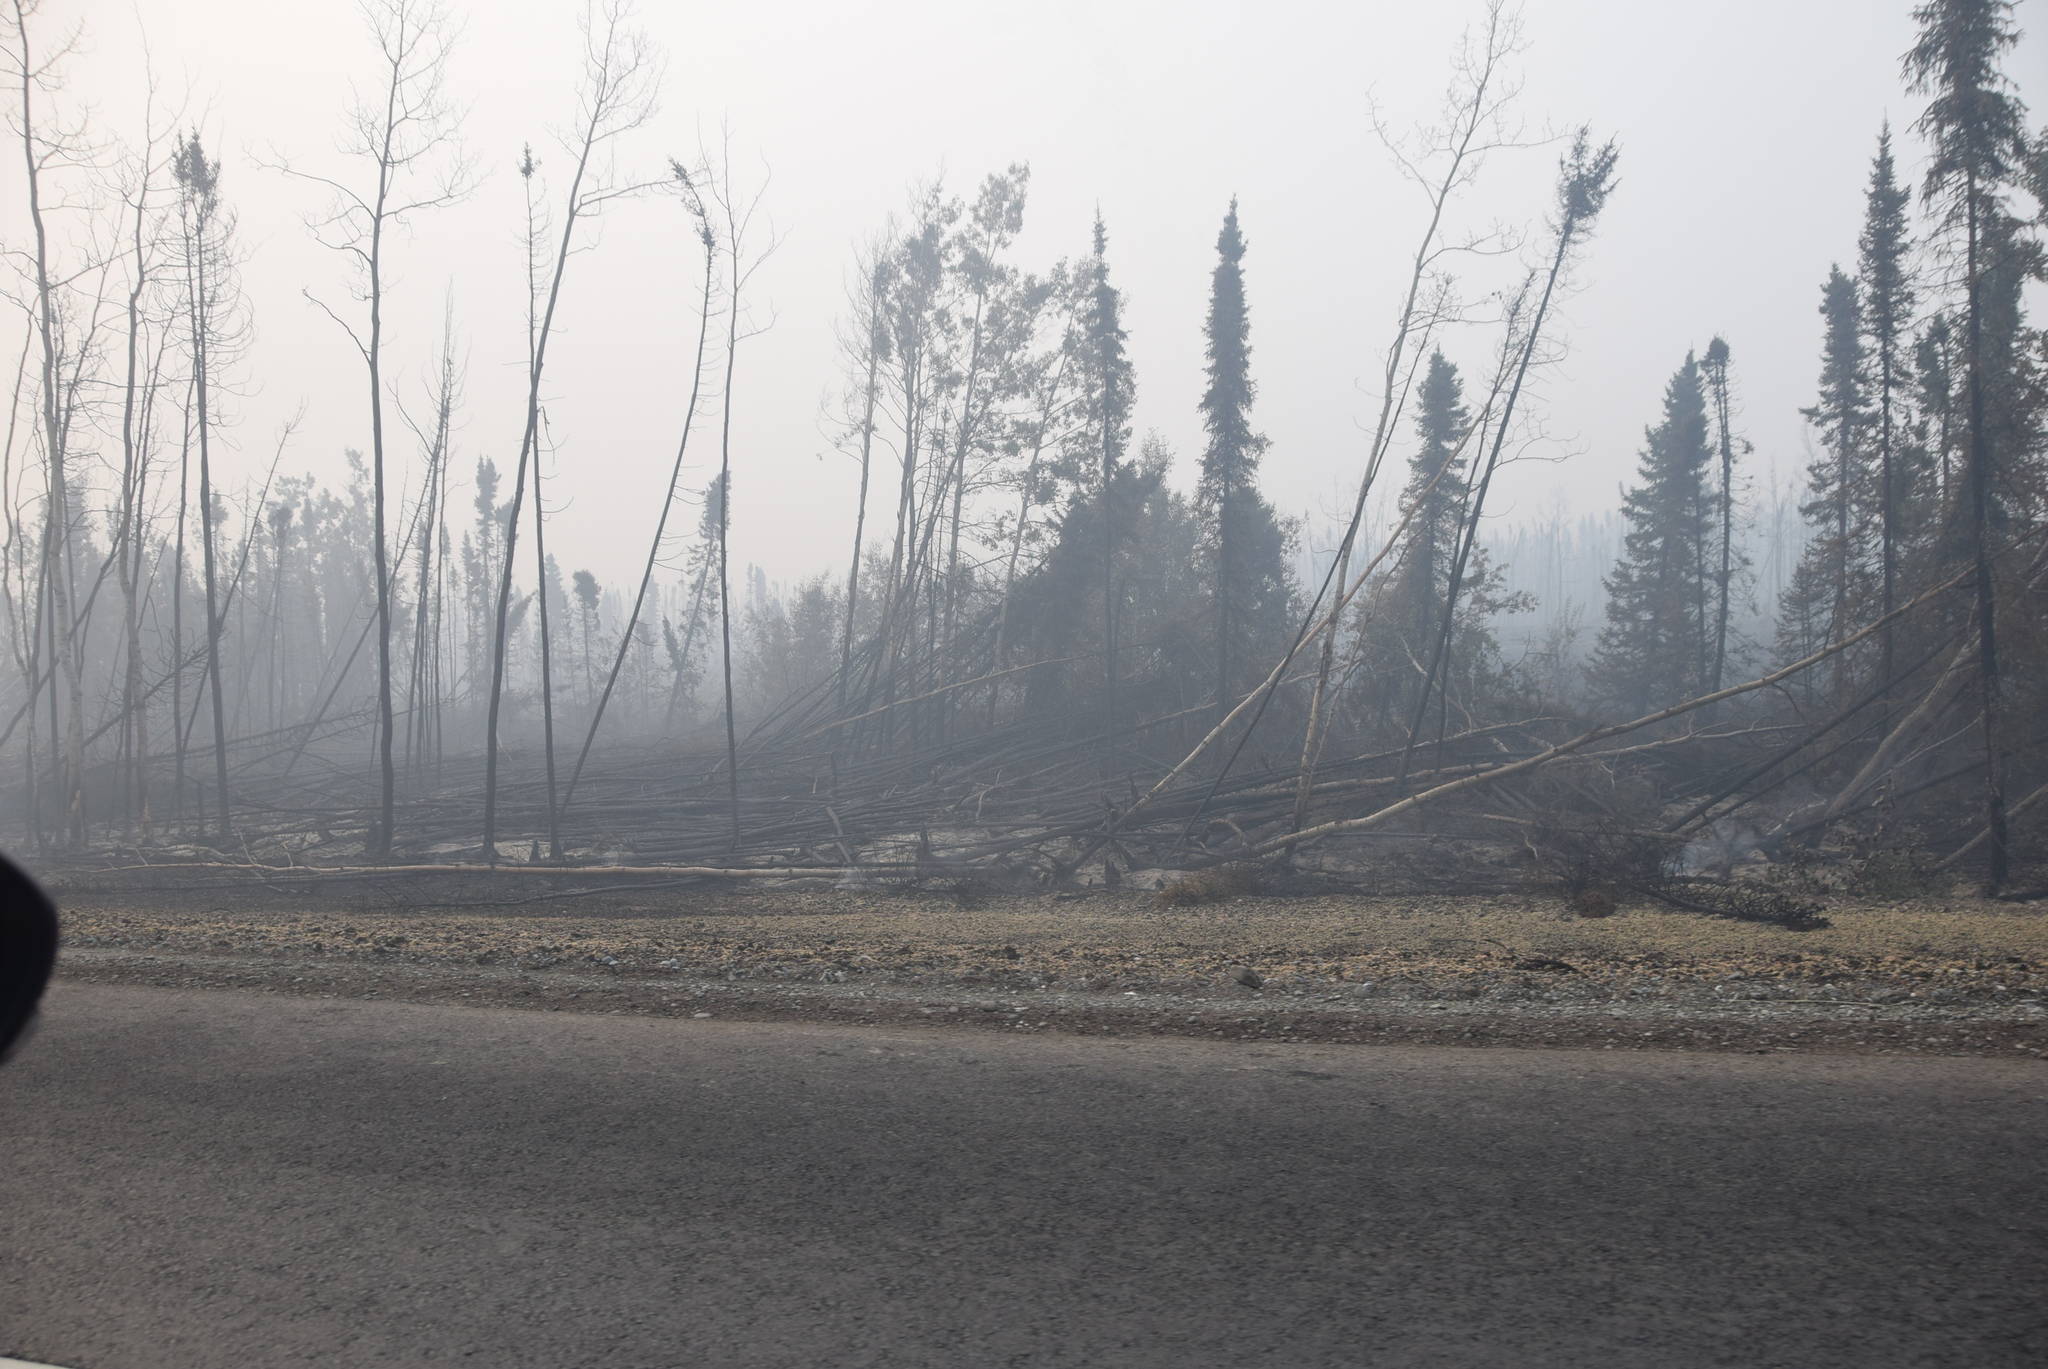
(41, 871, 2048, 1057)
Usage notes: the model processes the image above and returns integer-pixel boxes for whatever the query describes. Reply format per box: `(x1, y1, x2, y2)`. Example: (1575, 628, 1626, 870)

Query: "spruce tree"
(1894, 319, 1948, 596)
(1857, 123, 1917, 701)
(571, 569, 602, 704)
(1904, 0, 2031, 889)
(543, 552, 570, 692)
(1358, 349, 1525, 735)
(1782, 266, 1871, 698)
(1082, 213, 1133, 757)
(1914, 313, 1957, 500)
(1364, 351, 1471, 723)
(1400, 352, 1470, 648)
(1196, 199, 1282, 716)
(1590, 354, 1714, 715)
(1974, 207, 2039, 534)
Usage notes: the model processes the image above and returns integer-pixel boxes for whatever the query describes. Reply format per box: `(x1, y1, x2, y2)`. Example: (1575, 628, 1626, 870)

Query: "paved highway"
(3, 984, 2043, 1367)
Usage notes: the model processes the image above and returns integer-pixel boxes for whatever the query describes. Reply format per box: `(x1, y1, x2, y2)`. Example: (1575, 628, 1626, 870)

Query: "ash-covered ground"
(44, 872, 2048, 1057)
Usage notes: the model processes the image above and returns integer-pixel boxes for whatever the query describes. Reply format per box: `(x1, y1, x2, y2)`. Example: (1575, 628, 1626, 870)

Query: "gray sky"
(47, 0, 2045, 590)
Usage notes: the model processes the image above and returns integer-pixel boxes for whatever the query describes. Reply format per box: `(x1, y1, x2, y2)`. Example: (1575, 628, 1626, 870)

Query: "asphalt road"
(3, 985, 2044, 1368)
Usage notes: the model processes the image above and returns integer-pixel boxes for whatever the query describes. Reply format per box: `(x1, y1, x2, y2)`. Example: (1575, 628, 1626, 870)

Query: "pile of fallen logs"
(13, 537, 2044, 903)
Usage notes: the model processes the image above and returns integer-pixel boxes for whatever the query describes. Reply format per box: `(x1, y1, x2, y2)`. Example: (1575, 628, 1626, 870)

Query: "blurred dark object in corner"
(0, 851, 57, 1063)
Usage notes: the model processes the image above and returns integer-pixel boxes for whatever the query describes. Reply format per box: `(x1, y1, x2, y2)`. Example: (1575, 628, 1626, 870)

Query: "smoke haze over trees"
(2, 0, 2043, 894)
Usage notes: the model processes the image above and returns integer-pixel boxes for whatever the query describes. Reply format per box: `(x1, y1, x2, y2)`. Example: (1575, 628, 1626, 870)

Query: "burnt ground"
(36, 869, 2048, 1057)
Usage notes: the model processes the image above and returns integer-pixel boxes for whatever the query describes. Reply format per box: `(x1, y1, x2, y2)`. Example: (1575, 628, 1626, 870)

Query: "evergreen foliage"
(1195, 200, 1293, 712)
(1779, 267, 1872, 693)
(1591, 354, 1715, 714)
(1859, 125, 1921, 616)
(1354, 351, 1521, 729)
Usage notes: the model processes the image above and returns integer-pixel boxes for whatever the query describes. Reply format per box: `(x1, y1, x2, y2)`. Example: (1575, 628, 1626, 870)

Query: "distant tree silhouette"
(1904, 0, 2032, 891)
(1196, 200, 1292, 720)
(1591, 353, 1714, 715)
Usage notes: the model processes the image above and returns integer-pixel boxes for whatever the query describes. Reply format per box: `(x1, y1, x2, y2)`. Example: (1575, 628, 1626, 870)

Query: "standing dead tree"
(1292, 0, 1527, 834)
(1396, 128, 1620, 784)
(171, 414, 295, 776)
(704, 139, 775, 849)
(859, 184, 946, 734)
(1701, 336, 1743, 695)
(6, 0, 95, 846)
(170, 130, 240, 843)
(832, 243, 891, 717)
(560, 160, 715, 817)
(481, 0, 659, 863)
(401, 299, 461, 781)
(273, 0, 470, 859)
(111, 74, 181, 839)
(168, 371, 191, 825)
(1, 323, 36, 841)
(527, 189, 563, 862)
(986, 265, 1081, 723)
(935, 166, 1029, 714)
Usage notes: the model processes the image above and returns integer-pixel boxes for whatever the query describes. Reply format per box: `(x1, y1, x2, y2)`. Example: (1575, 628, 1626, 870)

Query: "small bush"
(1527, 818, 1680, 899)
(1568, 889, 1617, 918)
(1155, 864, 1260, 908)
(1844, 846, 1940, 900)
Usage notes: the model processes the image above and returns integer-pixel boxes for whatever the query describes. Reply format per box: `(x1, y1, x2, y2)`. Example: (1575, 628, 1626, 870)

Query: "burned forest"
(3, 0, 2046, 915)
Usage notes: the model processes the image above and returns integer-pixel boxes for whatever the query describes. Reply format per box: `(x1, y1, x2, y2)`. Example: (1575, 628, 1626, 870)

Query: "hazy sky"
(36, 0, 2047, 591)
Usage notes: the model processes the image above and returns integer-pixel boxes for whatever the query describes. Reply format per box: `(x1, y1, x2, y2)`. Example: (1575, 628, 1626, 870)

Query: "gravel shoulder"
(43, 873, 2048, 1057)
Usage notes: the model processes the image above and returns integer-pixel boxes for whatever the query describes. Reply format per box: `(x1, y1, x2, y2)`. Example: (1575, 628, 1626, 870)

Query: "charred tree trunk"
(1960, 169, 2007, 893)
(529, 414, 562, 860)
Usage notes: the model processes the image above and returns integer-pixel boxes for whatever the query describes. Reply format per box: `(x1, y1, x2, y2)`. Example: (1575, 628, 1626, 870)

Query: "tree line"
(2, 0, 2042, 892)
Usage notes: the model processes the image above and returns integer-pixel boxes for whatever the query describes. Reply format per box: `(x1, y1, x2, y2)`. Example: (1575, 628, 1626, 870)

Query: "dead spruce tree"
(1700, 335, 1747, 696)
